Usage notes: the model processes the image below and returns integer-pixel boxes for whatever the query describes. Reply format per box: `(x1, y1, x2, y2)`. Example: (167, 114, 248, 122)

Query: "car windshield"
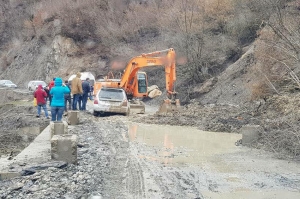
(99, 89, 124, 100)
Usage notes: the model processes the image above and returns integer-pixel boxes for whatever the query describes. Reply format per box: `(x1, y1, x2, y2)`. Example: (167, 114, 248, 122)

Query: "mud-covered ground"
(0, 88, 300, 198)
(1, 110, 300, 199)
(1, 87, 300, 160)
(134, 93, 300, 159)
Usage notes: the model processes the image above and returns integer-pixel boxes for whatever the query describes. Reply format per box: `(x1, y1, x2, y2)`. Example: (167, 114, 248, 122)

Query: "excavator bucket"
(129, 100, 146, 114)
(157, 99, 181, 113)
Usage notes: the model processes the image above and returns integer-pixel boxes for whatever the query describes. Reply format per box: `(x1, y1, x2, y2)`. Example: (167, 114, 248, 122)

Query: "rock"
(20, 169, 36, 176)
(11, 183, 24, 191)
(28, 161, 68, 170)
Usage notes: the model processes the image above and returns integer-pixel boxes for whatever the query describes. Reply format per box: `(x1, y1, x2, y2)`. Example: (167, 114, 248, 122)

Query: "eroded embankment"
(0, 96, 49, 158)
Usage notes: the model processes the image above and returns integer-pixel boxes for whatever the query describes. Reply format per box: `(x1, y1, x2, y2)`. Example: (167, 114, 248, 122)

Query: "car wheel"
(93, 111, 99, 116)
(124, 108, 130, 116)
(99, 111, 106, 117)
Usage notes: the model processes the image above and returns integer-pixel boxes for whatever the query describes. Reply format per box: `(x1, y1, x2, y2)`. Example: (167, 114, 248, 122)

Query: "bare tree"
(254, 0, 300, 95)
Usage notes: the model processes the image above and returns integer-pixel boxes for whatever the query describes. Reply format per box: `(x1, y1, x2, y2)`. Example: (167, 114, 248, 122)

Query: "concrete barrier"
(67, 111, 79, 125)
(241, 125, 263, 146)
(50, 121, 68, 138)
(51, 134, 78, 164)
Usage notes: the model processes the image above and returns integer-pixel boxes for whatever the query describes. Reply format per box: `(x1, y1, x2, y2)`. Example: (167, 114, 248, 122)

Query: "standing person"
(78, 94, 83, 110)
(64, 80, 72, 112)
(89, 85, 94, 100)
(81, 78, 90, 111)
(71, 72, 83, 110)
(34, 85, 50, 119)
(48, 78, 55, 105)
(50, 77, 70, 121)
(44, 86, 50, 103)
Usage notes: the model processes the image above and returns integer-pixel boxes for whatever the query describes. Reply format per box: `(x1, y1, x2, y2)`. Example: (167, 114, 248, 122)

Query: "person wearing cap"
(71, 72, 83, 110)
(50, 77, 70, 121)
(34, 84, 50, 119)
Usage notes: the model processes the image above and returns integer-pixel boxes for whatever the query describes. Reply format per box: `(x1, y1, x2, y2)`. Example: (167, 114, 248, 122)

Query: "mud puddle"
(128, 123, 241, 166)
(128, 123, 300, 199)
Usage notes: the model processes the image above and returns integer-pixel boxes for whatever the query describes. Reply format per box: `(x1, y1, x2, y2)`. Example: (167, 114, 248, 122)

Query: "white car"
(0, 80, 17, 88)
(93, 88, 130, 116)
(27, 80, 47, 91)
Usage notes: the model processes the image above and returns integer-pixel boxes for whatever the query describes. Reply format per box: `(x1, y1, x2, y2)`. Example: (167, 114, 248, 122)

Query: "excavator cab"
(136, 72, 148, 95)
(127, 72, 148, 114)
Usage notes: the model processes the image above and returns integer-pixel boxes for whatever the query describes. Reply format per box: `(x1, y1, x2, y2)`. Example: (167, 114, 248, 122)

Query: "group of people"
(70, 72, 92, 111)
(34, 72, 93, 122)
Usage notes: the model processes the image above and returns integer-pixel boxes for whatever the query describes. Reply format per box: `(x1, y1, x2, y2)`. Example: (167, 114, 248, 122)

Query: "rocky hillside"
(0, 0, 262, 93)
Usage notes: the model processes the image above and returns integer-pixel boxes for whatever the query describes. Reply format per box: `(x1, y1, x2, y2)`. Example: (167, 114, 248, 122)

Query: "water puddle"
(128, 123, 300, 199)
(128, 123, 241, 166)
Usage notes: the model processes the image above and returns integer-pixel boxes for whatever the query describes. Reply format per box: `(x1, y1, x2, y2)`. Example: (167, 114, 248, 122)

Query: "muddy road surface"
(0, 101, 300, 198)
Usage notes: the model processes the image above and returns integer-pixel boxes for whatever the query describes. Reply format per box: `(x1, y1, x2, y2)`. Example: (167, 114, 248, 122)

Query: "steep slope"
(196, 45, 255, 106)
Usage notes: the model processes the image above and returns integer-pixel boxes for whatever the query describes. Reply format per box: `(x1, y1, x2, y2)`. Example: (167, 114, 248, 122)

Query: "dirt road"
(0, 100, 300, 198)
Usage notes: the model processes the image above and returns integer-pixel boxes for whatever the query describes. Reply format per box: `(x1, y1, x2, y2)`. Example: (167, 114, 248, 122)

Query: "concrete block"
(68, 111, 79, 125)
(241, 125, 263, 146)
(51, 134, 78, 164)
(50, 121, 68, 138)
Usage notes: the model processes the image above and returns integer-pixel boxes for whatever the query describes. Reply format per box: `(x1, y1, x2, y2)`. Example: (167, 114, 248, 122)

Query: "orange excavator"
(94, 48, 180, 113)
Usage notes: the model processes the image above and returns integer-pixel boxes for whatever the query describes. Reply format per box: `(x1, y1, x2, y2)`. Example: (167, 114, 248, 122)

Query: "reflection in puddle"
(128, 123, 241, 166)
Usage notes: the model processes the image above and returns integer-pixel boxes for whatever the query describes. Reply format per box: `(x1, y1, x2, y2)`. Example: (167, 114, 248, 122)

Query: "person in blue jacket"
(50, 77, 70, 121)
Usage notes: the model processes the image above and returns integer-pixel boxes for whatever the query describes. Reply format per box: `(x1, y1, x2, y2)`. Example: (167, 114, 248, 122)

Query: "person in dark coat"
(64, 80, 72, 112)
(44, 86, 50, 103)
(89, 85, 94, 100)
(81, 78, 90, 111)
(34, 85, 49, 118)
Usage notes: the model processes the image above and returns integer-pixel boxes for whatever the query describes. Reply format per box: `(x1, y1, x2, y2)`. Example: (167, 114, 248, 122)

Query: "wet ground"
(0, 97, 300, 198)
(127, 122, 300, 199)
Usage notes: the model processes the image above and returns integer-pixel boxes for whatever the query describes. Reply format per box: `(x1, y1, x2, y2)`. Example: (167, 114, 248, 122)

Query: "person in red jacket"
(34, 84, 50, 119)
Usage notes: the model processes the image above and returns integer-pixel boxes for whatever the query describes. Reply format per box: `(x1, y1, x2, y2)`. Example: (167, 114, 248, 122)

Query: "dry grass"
(250, 81, 270, 101)
(258, 125, 300, 158)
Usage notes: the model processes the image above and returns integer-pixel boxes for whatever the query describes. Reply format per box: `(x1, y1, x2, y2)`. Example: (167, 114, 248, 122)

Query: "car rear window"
(34, 81, 46, 86)
(99, 89, 124, 100)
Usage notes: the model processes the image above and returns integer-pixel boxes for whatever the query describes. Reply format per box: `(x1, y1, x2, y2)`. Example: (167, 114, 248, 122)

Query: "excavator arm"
(120, 48, 177, 99)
